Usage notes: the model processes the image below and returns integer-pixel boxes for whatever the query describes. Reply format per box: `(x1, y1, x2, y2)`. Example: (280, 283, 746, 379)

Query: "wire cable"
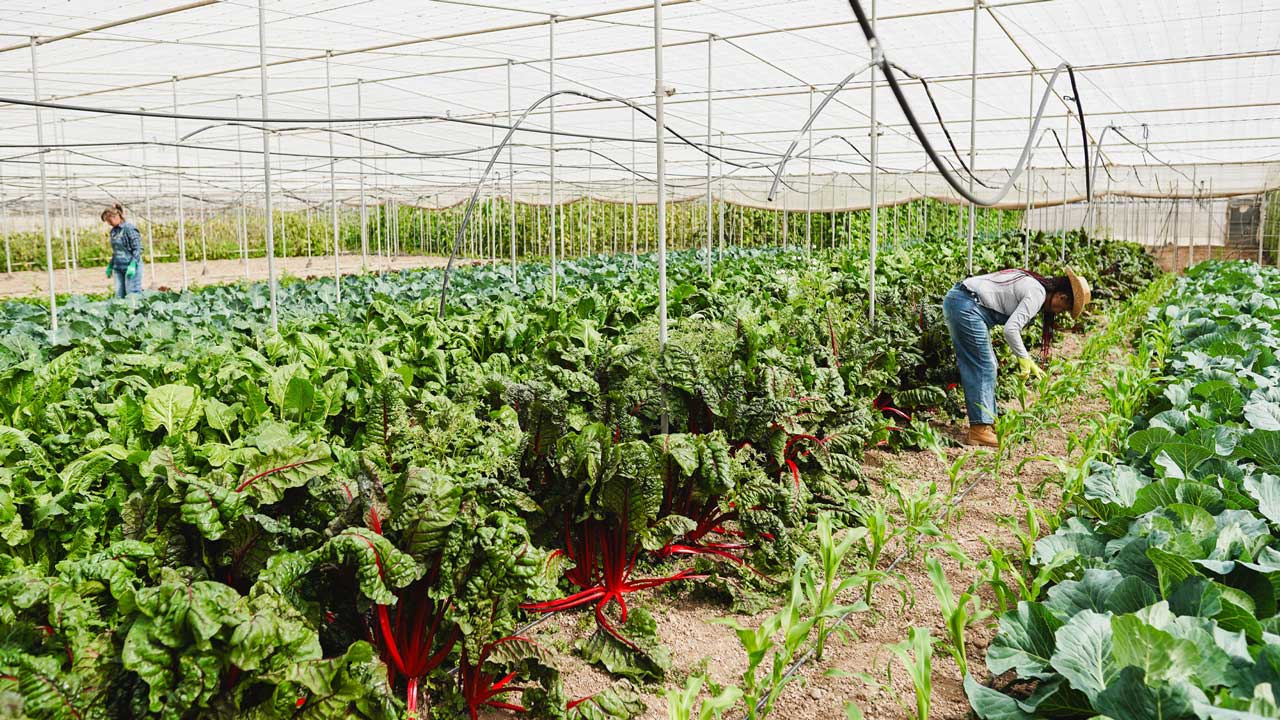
(837, 0, 1090, 207)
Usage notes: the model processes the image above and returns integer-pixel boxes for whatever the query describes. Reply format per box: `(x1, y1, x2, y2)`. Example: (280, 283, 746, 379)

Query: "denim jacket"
(109, 221, 143, 270)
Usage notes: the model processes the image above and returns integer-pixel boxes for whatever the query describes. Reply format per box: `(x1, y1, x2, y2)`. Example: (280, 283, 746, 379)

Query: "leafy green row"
(0, 233, 1155, 719)
(970, 260, 1280, 720)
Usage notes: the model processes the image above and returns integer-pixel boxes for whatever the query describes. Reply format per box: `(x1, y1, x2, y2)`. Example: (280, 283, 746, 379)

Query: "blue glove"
(105, 264, 112, 278)
(125, 262, 137, 280)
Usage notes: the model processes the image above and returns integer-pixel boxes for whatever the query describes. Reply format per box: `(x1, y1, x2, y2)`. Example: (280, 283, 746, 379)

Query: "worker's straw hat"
(1065, 266, 1091, 318)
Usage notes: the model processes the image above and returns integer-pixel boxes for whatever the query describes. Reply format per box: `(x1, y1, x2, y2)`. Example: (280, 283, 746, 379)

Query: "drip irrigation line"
(1109, 126, 1194, 184)
(1050, 128, 1074, 168)
(839, 0, 1090, 208)
(889, 63, 995, 190)
(0, 95, 801, 164)
(746, 467, 991, 719)
(436, 88, 812, 318)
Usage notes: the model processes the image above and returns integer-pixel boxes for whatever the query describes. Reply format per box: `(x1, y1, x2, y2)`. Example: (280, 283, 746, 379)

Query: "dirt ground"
(0, 254, 466, 299)
(493, 329, 1122, 720)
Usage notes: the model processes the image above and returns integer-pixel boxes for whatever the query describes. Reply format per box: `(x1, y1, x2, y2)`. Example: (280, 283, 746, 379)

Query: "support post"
(868, 0, 879, 322)
(631, 108, 638, 264)
(357, 78, 367, 268)
(1259, 192, 1268, 265)
(326, 51, 341, 302)
(258, 0, 278, 330)
(966, 0, 977, 274)
(234, 95, 248, 280)
(30, 37, 56, 332)
(173, 77, 188, 291)
(549, 16, 558, 300)
(140, 112, 155, 284)
(806, 85, 813, 257)
(1061, 110, 1070, 262)
(705, 34, 713, 276)
(654, 0, 668, 353)
(507, 58, 516, 282)
(718, 130, 725, 256)
(0, 163, 8, 274)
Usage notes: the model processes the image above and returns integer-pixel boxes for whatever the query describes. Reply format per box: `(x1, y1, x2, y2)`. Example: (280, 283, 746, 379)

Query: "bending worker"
(942, 267, 1090, 447)
(102, 204, 143, 297)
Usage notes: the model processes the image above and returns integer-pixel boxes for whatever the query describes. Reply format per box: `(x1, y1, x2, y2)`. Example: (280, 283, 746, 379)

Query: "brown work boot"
(967, 424, 998, 448)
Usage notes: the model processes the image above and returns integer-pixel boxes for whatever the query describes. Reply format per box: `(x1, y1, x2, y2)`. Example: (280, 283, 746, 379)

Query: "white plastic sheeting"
(0, 0, 1277, 212)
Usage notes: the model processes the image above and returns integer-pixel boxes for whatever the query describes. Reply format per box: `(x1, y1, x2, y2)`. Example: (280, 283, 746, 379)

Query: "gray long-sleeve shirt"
(962, 270, 1045, 358)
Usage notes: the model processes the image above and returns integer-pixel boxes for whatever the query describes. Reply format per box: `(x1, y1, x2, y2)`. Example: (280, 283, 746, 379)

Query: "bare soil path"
(0, 254, 469, 299)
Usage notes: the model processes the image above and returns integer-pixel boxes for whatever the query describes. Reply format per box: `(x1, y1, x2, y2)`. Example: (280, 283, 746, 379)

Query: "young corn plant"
(887, 627, 935, 720)
(924, 557, 990, 678)
(889, 482, 941, 561)
(665, 675, 743, 720)
(802, 514, 869, 660)
(717, 554, 817, 720)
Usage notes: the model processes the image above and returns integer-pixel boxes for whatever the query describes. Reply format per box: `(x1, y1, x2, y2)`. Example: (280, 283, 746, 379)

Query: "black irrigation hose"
(843, 0, 1088, 208)
(1067, 68, 1092, 202)
(889, 64, 995, 191)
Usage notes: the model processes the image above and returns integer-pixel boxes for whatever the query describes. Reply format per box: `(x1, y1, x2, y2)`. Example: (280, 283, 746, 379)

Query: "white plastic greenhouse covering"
(0, 0, 1277, 216)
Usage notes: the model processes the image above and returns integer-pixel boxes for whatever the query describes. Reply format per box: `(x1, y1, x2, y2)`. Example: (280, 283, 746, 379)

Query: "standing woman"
(942, 267, 1091, 447)
(102, 204, 143, 297)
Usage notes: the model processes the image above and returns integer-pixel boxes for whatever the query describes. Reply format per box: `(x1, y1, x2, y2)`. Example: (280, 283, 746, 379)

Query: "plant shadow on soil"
(481, 329, 1116, 720)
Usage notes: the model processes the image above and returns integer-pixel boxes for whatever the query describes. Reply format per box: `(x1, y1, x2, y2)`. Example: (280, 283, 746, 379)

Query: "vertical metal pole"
(868, 0, 878, 322)
(631, 108, 638, 264)
(965, 0, 977, 274)
(1259, 192, 1268, 265)
(31, 38, 57, 331)
(325, 52, 340, 302)
(198, 168, 208, 274)
(587, 140, 594, 256)
(140, 113, 155, 284)
(357, 78, 367, 268)
(172, 77, 188, 291)
(507, 59, 516, 281)
(654, 0, 668, 351)
(1204, 179, 1213, 263)
(549, 16, 558, 300)
(1182, 169, 1192, 267)
(57, 120, 70, 288)
(235, 95, 248, 280)
(705, 34, 714, 275)
(718, 130, 726, 256)
(258, 0, 278, 330)
(0, 163, 8, 274)
(806, 86, 813, 257)
(1061, 111, 1070, 262)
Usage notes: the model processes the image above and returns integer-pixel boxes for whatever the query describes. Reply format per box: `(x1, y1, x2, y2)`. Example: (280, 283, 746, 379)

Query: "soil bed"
(500, 327, 1126, 720)
(0, 253, 472, 299)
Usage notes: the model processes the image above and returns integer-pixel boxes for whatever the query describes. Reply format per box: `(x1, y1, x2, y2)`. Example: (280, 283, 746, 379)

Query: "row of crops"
(970, 261, 1280, 719)
(2, 197, 1022, 272)
(0, 232, 1156, 719)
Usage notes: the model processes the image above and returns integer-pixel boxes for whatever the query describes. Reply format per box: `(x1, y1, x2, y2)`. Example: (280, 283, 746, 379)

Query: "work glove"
(105, 264, 113, 278)
(125, 261, 138, 280)
(1016, 356, 1045, 379)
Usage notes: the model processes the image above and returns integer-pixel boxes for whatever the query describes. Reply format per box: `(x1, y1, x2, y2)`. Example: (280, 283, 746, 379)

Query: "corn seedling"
(803, 514, 869, 660)
(665, 675, 743, 720)
(887, 627, 935, 720)
(924, 557, 990, 678)
(717, 554, 817, 720)
(890, 482, 942, 560)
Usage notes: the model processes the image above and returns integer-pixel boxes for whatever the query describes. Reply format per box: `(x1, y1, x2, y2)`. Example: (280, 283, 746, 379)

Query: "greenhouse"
(1, 1, 1279, 719)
